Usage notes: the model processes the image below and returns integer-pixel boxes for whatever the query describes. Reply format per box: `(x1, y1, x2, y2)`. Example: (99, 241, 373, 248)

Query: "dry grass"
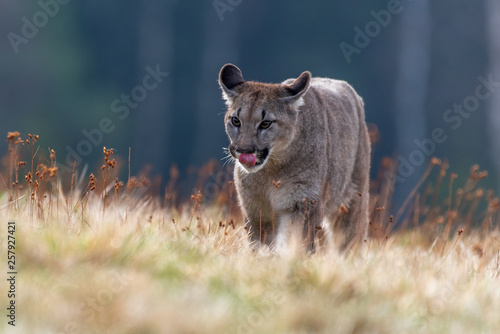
(1, 132, 500, 334)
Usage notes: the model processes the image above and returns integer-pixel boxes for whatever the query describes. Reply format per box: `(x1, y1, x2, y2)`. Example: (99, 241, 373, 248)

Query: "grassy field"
(1, 132, 500, 333)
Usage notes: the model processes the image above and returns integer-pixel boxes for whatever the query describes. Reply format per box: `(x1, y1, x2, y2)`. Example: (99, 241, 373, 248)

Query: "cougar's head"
(218, 64, 311, 173)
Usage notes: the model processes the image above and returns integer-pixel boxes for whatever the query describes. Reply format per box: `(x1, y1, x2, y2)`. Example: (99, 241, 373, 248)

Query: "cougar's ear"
(219, 64, 245, 104)
(281, 71, 311, 108)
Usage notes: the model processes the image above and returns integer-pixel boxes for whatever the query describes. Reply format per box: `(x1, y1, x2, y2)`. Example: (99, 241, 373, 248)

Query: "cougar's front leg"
(275, 199, 323, 253)
(299, 199, 323, 253)
(246, 215, 276, 249)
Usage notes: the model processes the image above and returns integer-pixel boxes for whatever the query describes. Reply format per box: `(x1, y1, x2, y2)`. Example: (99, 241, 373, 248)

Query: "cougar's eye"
(259, 120, 272, 129)
(231, 117, 241, 127)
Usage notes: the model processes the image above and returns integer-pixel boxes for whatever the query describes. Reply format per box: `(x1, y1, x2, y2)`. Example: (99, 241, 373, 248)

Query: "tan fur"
(218, 64, 370, 252)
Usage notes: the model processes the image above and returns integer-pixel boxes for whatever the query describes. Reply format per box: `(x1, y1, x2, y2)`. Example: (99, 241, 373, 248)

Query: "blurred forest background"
(1, 0, 499, 203)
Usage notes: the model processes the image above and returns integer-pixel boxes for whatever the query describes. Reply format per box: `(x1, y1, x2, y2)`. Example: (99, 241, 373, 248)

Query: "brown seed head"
(475, 189, 484, 199)
(140, 176, 150, 187)
(114, 178, 124, 194)
(381, 157, 393, 169)
(489, 198, 500, 211)
(48, 167, 58, 178)
(6, 131, 20, 143)
(439, 162, 449, 177)
(447, 210, 457, 220)
(170, 165, 179, 180)
(478, 171, 488, 180)
(470, 164, 479, 175)
(338, 205, 349, 215)
(107, 159, 116, 168)
(88, 173, 97, 191)
(368, 123, 380, 145)
(430, 157, 441, 165)
(435, 216, 445, 224)
(471, 244, 484, 258)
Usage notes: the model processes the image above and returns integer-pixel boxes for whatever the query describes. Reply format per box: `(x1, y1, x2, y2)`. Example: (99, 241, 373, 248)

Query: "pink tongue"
(239, 153, 256, 166)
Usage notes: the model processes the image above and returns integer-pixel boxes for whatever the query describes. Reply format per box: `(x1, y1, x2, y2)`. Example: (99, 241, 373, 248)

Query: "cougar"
(218, 64, 370, 252)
